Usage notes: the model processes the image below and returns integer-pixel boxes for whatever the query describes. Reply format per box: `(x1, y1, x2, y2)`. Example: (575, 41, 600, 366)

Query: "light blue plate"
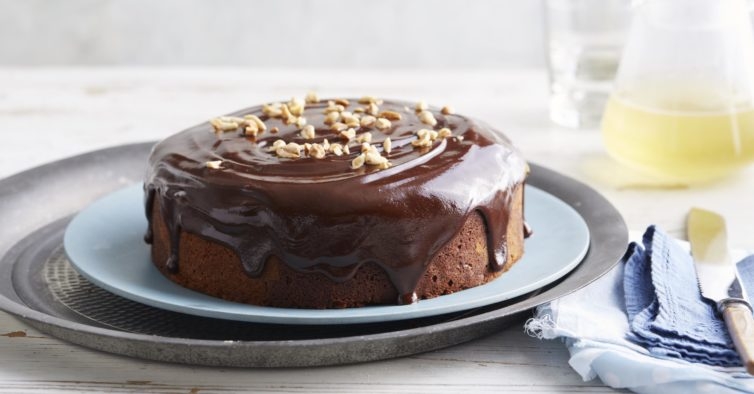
(64, 184, 590, 325)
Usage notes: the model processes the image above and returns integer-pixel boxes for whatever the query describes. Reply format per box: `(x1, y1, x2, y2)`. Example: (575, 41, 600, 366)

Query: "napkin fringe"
(525, 313, 556, 339)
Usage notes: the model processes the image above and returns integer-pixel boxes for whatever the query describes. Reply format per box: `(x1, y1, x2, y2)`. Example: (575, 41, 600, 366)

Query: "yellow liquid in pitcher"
(602, 91, 754, 182)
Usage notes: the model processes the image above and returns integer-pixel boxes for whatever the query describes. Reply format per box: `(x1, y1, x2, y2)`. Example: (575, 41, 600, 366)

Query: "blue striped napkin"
(624, 226, 739, 366)
(526, 226, 754, 393)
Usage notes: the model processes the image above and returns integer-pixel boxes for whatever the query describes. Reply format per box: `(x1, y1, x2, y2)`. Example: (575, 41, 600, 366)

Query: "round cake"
(144, 94, 530, 308)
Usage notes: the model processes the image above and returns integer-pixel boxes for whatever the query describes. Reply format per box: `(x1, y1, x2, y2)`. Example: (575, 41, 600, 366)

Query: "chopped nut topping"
(340, 127, 356, 141)
(341, 111, 360, 127)
(268, 139, 286, 151)
(418, 110, 437, 126)
(375, 117, 391, 130)
(286, 142, 303, 153)
(276, 142, 302, 158)
(241, 114, 268, 137)
(305, 91, 320, 104)
(363, 142, 381, 154)
(356, 132, 373, 143)
(330, 122, 348, 132)
(280, 104, 296, 124)
(309, 143, 326, 159)
(366, 102, 379, 116)
(415, 100, 428, 113)
(330, 142, 344, 156)
(295, 116, 307, 128)
(412, 128, 437, 148)
(364, 151, 381, 164)
(244, 114, 267, 132)
(324, 102, 345, 113)
(324, 111, 340, 125)
(272, 141, 302, 158)
(300, 124, 316, 139)
(378, 110, 402, 121)
(365, 151, 390, 169)
(219, 95, 458, 172)
(205, 160, 222, 169)
(351, 153, 366, 169)
(276, 148, 299, 158)
(288, 97, 305, 116)
(358, 96, 383, 105)
(417, 128, 439, 140)
(243, 122, 259, 137)
(210, 116, 243, 132)
(360, 115, 376, 128)
(262, 103, 283, 118)
(344, 118, 360, 128)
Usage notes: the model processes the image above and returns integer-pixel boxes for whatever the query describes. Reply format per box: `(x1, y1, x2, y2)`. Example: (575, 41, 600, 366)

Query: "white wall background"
(0, 0, 546, 68)
(2, 1, 754, 68)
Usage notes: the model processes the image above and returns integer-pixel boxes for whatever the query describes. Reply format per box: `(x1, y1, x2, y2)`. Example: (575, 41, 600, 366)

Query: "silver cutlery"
(688, 207, 754, 374)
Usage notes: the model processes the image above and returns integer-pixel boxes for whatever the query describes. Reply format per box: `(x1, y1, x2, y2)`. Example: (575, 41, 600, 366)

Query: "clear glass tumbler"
(544, 0, 631, 129)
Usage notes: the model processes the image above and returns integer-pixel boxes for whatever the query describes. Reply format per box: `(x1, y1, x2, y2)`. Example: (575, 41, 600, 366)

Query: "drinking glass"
(544, 0, 631, 129)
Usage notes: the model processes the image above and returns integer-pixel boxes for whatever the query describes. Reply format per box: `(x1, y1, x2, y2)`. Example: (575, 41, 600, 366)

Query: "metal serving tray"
(0, 143, 627, 367)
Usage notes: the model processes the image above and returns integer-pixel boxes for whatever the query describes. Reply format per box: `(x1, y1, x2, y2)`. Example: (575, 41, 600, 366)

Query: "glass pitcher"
(601, 0, 754, 182)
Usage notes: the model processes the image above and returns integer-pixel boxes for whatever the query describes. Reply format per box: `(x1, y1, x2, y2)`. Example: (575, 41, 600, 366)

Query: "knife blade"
(688, 207, 754, 374)
(736, 256, 754, 312)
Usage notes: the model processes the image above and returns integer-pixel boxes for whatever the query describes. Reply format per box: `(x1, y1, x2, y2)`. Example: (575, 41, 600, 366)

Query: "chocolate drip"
(143, 99, 528, 303)
(476, 190, 515, 271)
(143, 187, 155, 244)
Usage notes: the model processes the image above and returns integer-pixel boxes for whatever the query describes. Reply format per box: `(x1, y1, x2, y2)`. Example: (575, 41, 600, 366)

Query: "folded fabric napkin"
(526, 226, 754, 393)
(624, 226, 740, 366)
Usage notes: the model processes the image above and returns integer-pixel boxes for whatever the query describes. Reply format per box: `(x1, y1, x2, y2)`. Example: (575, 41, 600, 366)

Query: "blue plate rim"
(63, 184, 590, 325)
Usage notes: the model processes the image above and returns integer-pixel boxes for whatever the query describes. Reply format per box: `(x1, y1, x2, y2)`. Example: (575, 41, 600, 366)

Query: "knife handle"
(721, 298, 754, 374)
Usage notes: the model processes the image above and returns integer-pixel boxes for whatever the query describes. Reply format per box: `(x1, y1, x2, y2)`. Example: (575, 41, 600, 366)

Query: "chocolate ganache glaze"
(144, 98, 528, 304)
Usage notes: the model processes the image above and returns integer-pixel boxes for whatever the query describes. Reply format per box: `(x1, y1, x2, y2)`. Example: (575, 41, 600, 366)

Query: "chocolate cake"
(144, 95, 530, 308)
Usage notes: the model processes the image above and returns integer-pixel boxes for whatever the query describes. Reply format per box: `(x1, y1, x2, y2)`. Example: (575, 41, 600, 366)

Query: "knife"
(688, 207, 754, 374)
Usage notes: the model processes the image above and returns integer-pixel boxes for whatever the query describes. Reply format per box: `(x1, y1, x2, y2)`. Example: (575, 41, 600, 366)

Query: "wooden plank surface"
(0, 315, 614, 393)
(1, 67, 751, 393)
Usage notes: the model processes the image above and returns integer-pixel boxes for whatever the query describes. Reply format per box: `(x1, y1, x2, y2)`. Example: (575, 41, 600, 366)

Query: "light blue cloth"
(525, 227, 754, 393)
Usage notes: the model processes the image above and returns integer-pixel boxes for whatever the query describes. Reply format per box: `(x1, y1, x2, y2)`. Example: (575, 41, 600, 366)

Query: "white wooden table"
(0, 68, 751, 393)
